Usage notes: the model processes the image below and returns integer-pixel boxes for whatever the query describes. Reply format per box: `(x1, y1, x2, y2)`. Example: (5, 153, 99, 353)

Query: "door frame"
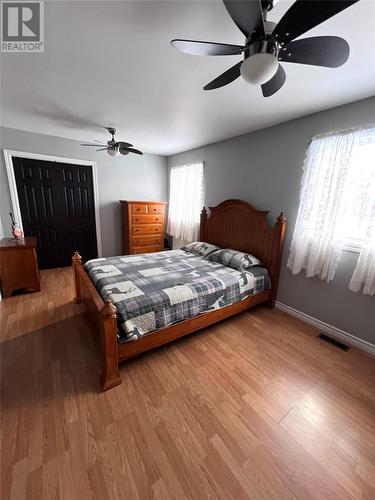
(3, 149, 102, 257)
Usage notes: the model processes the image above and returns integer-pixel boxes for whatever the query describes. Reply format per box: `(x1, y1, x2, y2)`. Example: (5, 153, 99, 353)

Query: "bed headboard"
(200, 199, 287, 305)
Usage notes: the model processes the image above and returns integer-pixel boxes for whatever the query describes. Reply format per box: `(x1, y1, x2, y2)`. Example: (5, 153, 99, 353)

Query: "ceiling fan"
(171, 0, 359, 97)
(81, 127, 143, 157)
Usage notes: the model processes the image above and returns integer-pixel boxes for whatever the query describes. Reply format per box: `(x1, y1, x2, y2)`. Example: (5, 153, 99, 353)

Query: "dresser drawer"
(132, 224, 163, 235)
(132, 235, 163, 247)
(132, 214, 163, 225)
(131, 204, 148, 215)
(148, 204, 164, 214)
(131, 245, 162, 254)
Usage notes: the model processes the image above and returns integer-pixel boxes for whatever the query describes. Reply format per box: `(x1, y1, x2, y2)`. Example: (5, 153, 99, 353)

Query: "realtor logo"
(1, 1, 44, 52)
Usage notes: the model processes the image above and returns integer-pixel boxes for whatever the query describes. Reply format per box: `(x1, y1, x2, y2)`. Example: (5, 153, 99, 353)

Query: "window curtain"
(349, 150, 375, 295)
(287, 127, 375, 288)
(167, 162, 204, 242)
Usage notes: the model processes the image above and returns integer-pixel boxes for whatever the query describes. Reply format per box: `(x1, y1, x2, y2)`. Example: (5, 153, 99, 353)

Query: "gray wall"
(168, 97, 375, 345)
(0, 126, 167, 256)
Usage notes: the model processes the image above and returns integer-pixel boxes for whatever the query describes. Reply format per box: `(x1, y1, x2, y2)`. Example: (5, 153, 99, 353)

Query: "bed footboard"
(72, 252, 121, 391)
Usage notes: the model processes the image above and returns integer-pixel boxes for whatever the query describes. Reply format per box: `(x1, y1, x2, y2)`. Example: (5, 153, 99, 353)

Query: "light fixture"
(107, 146, 120, 158)
(241, 41, 279, 85)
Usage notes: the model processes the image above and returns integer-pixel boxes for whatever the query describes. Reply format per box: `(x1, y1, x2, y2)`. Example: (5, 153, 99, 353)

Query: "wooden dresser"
(120, 200, 167, 255)
(0, 237, 41, 298)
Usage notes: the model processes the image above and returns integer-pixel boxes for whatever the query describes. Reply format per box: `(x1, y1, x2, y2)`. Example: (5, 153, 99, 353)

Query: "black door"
(13, 157, 98, 269)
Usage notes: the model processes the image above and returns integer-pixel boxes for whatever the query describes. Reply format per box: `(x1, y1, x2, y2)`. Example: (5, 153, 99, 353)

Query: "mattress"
(84, 249, 271, 342)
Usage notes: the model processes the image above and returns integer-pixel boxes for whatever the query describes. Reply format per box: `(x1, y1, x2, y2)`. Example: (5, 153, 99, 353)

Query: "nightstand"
(0, 237, 41, 298)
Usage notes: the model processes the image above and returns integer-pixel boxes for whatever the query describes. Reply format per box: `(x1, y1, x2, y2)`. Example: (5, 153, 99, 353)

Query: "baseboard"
(275, 301, 375, 356)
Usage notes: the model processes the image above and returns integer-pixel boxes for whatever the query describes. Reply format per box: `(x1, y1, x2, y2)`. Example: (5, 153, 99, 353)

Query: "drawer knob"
(137, 208, 140, 211)
(135, 229, 139, 232)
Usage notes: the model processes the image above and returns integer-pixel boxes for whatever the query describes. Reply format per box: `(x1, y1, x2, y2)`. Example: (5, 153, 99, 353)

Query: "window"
(167, 162, 204, 242)
(287, 126, 375, 295)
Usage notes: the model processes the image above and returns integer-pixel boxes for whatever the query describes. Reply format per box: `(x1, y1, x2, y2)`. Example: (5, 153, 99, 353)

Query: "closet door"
(13, 157, 98, 268)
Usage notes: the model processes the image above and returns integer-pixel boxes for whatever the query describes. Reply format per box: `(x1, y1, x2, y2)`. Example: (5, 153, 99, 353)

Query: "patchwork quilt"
(84, 250, 271, 343)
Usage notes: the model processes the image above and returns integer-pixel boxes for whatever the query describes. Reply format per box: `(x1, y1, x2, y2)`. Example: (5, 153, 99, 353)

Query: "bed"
(72, 199, 286, 391)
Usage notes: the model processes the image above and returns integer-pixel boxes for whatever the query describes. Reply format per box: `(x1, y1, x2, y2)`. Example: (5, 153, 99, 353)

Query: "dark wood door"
(13, 158, 98, 269)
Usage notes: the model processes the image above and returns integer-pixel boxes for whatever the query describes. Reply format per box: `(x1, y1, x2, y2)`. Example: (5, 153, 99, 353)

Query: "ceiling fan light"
(241, 53, 279, 85)
(107, 147, 120, 157)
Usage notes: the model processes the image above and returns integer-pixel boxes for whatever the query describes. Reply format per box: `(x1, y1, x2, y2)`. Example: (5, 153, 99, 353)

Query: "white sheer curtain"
(287, 126, 375, 291)
(349, 147, 375, 295)
(167, 162, 204, 242)
(287, 132, 355, 281)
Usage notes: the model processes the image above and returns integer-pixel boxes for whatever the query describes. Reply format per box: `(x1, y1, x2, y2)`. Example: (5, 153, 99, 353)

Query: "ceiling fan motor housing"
(242, 20, 280, 85)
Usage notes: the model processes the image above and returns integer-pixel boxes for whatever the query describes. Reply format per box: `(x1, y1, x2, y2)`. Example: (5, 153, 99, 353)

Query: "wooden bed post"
(72, 251, 83, 304)
(100, 300, 121, 391)
(200, 207, 207, 241)
(268, 212, 287, 308)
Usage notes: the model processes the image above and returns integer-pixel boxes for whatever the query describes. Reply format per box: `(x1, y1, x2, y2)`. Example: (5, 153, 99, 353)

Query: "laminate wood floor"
(1, 267, 374, 500)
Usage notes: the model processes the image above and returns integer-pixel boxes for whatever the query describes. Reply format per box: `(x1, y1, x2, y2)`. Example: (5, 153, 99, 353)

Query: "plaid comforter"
(84, 250, 271, 342)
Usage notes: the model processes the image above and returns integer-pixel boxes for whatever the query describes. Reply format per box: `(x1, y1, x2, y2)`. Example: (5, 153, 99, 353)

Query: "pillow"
(207, 248, 262, 271)
(181, 241, 221, 257)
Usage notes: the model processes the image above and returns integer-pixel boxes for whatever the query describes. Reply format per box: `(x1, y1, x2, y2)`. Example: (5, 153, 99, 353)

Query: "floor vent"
(318, 333, 350, 351)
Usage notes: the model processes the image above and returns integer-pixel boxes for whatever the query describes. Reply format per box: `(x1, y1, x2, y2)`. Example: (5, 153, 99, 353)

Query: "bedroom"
(0, 0, 374, 498)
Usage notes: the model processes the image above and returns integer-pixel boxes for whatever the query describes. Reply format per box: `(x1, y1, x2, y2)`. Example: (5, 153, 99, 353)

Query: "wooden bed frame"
(72, 199, 286, 391)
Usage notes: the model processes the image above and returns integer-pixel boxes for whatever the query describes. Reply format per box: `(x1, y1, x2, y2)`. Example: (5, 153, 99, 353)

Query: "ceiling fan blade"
(171, 39, 244, 56)
(279, 36, 350, 67)
(116, 141, 133, 148)
(273, 1, 359, 44)
(96, 148, 108, 151)
(81, 143, 107, 147)
(261, 64, 286, 97)
(120, 147, 143, 155)
(203, 61, 242, 91)
(223, 0, 264, 38)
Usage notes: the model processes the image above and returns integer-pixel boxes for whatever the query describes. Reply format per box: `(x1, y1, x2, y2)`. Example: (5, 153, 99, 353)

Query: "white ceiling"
(1, 0, 375, 155)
